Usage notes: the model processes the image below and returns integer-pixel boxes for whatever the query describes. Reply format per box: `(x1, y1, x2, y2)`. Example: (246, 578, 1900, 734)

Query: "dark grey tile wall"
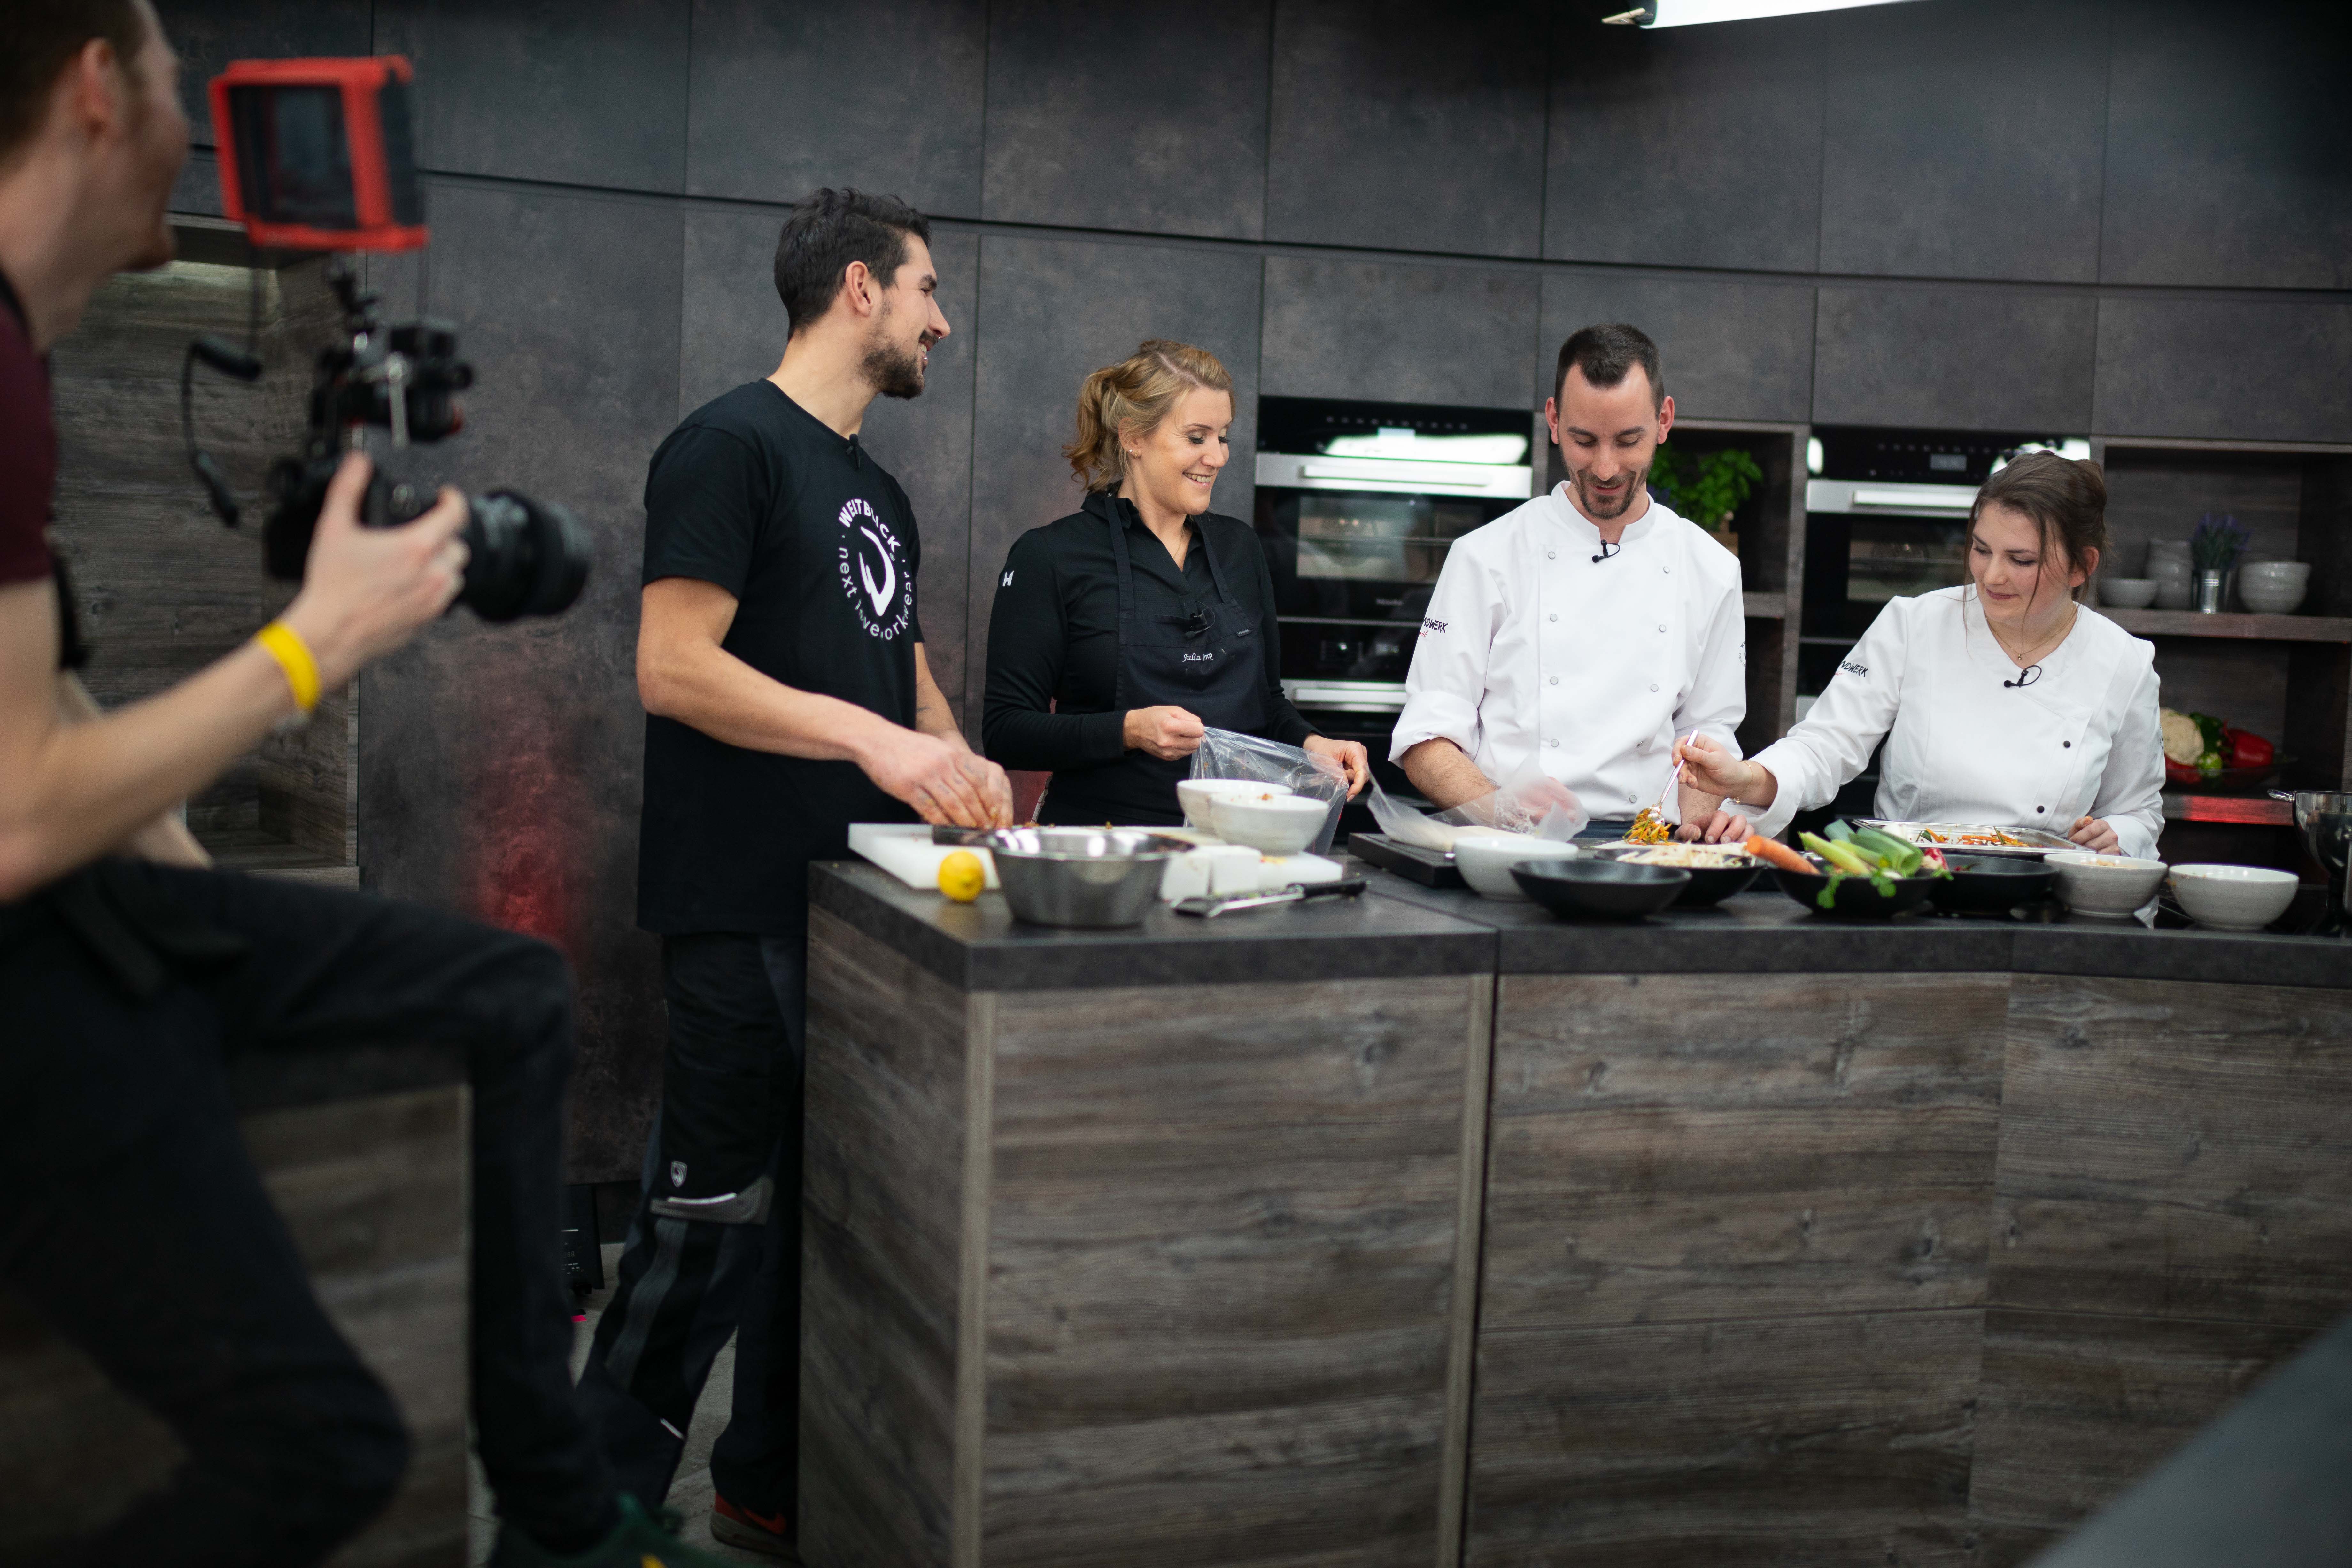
(358, 182, 683, 1180)
(373, 0, 689, 191)
(2100, 1, 2352, 289)
(157, 0, 372, 145)
(982, 0, 1271, 240)
(860, 231, 981, 734)
(684, 0, 986, 217)
(1262, 257, 1539, 411)
(964, 236, 1264, 724)
(677, 208, 787, 420)
(1814, 286, 2097, 433)
(1537, 274, 1814, 425)
(1265, 0, 1546, 258)
(1818, 0, 2110, 284)
(2094, 298, 2352, 444)
(1544, 12, 1824, 274)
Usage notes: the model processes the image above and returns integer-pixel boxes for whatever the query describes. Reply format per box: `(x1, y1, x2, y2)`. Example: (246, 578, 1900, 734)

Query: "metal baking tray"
(1855, 819, 2078, 858)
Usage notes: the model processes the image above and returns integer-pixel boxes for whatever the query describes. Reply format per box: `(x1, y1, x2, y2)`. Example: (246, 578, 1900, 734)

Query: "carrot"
(1745, 834, 1814, 875)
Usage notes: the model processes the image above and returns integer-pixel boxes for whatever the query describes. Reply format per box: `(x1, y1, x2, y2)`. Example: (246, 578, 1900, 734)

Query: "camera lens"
(460, 491, 592, 621)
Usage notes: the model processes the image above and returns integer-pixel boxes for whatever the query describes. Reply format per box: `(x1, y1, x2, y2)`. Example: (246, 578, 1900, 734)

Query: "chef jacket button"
(1549, 675, 1559, 685)
(1650, 682, 1660, 692)
(1547, 550, 1557, 560)
(1550, 612, 1559, 622)
(1658, 623, 1667, 633)
(1663, 566, 1672, 574)
(1548, 738, 1560, 748)
(2063, 740, 2072, 748)
(2036, 806, 2046, 813)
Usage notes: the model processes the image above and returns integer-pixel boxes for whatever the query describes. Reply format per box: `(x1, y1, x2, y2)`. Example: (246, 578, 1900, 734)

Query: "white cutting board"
(848, 823, 1001, 891)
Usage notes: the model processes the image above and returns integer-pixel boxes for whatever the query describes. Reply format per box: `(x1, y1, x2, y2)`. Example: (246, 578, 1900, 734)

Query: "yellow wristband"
(255, 620, 321, 714)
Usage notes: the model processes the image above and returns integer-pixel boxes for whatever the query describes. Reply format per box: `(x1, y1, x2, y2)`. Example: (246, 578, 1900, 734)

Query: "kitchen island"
(799, 859, 2352, 1568)
(1364, 870, 2352, 1568)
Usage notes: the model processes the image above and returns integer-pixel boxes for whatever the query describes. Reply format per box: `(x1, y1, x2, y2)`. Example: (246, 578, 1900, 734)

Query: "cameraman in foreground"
(0, 6, 729, 1565)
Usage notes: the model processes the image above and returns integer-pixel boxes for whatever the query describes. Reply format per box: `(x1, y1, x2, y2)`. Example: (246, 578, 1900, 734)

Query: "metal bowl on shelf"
(982, 828, 1192, 928)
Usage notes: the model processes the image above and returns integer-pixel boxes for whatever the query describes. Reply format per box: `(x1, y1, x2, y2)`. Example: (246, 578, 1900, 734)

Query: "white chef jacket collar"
(1544, 482, 1660, 552)
(1956, 589, 2088, 680)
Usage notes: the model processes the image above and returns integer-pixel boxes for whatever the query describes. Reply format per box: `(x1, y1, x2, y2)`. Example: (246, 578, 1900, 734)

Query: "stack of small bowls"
(2237, 560, 2311, 614)
(2098, 576, 2158, 609)
(2146, 540, 2193, 610)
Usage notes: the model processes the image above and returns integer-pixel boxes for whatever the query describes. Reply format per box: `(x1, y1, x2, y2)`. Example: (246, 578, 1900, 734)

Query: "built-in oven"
(1253, 397, 1536, 819)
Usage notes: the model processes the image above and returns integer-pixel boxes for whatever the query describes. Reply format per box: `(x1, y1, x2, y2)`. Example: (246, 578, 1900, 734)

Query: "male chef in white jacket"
(1394, 324, 1750, 839)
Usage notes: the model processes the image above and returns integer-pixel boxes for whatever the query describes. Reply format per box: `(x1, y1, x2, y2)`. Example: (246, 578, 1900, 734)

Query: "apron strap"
(1102, 494, 1136, 712)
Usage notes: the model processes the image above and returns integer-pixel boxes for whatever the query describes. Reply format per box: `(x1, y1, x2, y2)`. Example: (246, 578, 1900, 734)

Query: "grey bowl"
(983, 827, 1191, 927)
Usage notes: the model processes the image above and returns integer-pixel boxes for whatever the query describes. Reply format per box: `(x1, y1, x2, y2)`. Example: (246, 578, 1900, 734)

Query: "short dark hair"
(1554, 323, 1665, 410)
(772, 188, 932, 335)
(0, 0, 149, 167)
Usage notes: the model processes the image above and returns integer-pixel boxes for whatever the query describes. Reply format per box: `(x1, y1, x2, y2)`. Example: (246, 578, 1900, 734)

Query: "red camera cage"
(208, 57, 429, 252)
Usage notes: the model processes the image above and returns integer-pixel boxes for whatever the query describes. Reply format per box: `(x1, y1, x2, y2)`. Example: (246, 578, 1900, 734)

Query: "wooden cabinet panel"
(1485, 972, 2006, 1329)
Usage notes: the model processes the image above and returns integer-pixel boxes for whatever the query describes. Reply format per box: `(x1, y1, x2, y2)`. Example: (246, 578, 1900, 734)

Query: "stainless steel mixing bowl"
(983, 827, 1192, 927)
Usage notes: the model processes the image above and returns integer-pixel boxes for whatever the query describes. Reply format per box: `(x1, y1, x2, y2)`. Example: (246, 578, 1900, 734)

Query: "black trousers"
(576, 932, 804, 1519)
(0, 862, 615, 1566)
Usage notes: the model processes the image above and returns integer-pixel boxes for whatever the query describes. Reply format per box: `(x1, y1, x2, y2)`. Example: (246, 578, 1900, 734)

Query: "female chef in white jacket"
(1676, 451, 2166, 859)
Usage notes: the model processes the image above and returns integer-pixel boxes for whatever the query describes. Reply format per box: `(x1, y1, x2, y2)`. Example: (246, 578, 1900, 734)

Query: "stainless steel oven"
(1253, 397, 1536, 813)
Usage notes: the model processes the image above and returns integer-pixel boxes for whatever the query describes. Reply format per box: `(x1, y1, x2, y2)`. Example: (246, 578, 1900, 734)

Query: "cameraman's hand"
(280, 454, 468, 689)
(861, 726, 1010, 829)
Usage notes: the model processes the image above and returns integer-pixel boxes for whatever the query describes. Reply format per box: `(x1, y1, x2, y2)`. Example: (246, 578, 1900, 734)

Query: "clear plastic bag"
(1363, 760, 1587, 850)
(1190, 729, 1348, 856)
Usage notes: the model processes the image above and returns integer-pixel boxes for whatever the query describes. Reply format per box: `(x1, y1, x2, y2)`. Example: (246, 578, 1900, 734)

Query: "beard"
(1571, 459, 1647, 521)
(862, 328, 929, 401)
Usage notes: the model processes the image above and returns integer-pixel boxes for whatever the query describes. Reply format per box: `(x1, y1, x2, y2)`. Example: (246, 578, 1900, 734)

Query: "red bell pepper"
(2166, 756, 2201, 785)
(2225, 727, 2275, 768)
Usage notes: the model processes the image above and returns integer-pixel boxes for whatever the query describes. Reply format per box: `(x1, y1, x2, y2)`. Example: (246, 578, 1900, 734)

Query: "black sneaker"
(489, 1493, 743, 1568)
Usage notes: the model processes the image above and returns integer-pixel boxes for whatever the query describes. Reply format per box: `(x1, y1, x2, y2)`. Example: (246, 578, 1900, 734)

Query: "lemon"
(936, 849, 986, 903)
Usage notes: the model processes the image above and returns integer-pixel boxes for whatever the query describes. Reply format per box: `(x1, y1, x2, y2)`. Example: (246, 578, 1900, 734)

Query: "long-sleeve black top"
(983, 494, 1315, 826)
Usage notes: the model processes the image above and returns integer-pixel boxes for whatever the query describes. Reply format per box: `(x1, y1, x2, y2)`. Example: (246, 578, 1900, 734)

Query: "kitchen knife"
(1173, 877, 1367, 919)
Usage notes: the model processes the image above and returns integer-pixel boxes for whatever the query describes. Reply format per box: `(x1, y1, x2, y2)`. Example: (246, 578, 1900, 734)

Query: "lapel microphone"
(1591, 539, 1621, 565)
(2003, 664, 2043, 690)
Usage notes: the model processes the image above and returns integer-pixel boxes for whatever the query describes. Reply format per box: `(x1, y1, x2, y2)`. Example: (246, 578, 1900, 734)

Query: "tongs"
(1174, 877, 1367, 919)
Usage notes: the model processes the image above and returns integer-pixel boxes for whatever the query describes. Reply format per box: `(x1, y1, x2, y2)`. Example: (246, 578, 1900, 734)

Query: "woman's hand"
(1676, 808, 1751, 844)
(1673, 732, 1774, 808)
(1303, 735, 1370, 798)
(1123, 705, 1205, 760)
(2069, 815, 2121, 854)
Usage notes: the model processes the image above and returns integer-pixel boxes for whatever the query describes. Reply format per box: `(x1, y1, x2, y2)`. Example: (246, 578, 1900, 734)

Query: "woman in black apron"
(980, 339, 1369, 826)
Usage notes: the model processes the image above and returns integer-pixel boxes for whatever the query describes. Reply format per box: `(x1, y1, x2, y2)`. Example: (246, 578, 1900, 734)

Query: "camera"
(253, 266, 591, 622)
(186, 56, 591, 622)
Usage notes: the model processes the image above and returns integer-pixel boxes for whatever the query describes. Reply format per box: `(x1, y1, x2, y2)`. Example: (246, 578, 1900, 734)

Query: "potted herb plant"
(1647, 444, 1762, 557)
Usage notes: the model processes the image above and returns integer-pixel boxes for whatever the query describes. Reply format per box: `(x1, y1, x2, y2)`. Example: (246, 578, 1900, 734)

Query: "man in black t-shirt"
(578, 188, 1010, 1555)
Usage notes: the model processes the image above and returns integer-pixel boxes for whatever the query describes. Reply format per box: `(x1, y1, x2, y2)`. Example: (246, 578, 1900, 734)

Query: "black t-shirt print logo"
(837, 497, 912, 640)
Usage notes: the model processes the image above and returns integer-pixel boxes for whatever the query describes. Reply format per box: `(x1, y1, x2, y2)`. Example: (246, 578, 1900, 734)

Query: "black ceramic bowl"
(1774, 861, 1939, 921)
(1598, 852, 1763, 908)
(1513, 860, 1691, 920)
(1927, 852, 2059, 915)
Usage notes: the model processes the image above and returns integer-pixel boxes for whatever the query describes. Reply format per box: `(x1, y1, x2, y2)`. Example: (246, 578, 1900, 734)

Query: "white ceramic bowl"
(2168, 863, 2299, 931)
(1451, 832, 1575, 900)
(1176, 778, 1288, 830)
(2046, 850, 2168, 919)
(1207, 791, 1332, 854)
(2239, 561, 2311, 613)
(2099, 576, 2158, 609)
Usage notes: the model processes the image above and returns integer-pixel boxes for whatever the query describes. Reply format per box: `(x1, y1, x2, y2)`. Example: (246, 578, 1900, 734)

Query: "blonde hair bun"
(1064, 339, 1233, 491)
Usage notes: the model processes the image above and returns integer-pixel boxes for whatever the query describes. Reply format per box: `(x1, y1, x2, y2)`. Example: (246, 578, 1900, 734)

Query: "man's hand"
(279, 454, 469, 690)
(2068, 815, 2121, 854)
(861, 728, 1011, 828)
(1123, 705, 1204, 761)
(1302, 735, 1370, 798)
(1676, 808, 1751, 844)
